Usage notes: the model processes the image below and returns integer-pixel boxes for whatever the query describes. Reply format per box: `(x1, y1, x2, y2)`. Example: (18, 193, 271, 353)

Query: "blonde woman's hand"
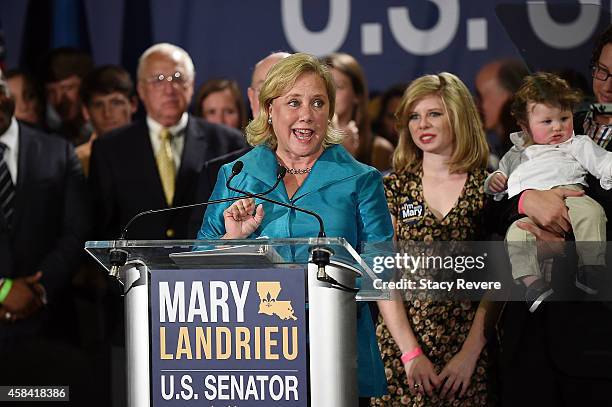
(223, 198, 264, 239)
(404, 354, 441, 397)
(438, 347, 479, 400)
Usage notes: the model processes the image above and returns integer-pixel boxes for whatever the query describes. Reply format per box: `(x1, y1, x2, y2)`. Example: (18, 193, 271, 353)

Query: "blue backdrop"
(0, 0, 609, 95)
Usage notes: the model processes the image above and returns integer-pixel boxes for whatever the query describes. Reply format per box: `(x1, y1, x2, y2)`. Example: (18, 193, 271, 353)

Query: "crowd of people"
(0, 23, 611, 407)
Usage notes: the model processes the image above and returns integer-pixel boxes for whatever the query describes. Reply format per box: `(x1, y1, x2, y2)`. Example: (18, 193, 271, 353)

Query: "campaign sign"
(150, 268, 307, 406)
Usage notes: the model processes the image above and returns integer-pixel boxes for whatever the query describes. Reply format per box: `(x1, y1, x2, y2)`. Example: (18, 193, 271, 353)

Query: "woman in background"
(323, 53, 394, 171)
(194, 78, 247, 130)
(374, 72, 492, 406)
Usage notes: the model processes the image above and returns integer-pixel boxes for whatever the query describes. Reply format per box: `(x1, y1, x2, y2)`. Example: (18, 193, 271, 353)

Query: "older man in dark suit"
(89, 43, 246, 241)
(89, 44, 246, 406)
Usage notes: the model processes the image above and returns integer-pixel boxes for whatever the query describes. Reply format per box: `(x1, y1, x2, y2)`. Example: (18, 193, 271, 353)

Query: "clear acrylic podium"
(85, 237, 387, 407)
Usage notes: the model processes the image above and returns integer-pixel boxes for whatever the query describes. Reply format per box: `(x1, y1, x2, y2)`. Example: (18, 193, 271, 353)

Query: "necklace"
(284, 166, 311, 175)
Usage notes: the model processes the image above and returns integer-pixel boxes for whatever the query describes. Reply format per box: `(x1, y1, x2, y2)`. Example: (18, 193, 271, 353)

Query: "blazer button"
(166, 228, 175, 238)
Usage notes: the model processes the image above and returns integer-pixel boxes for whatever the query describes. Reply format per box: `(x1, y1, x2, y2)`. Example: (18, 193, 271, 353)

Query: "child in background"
(484, 72, 612, 312)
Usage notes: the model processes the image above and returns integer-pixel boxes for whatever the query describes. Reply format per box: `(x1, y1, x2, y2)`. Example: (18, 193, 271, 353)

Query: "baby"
(484, 72, 612, 312)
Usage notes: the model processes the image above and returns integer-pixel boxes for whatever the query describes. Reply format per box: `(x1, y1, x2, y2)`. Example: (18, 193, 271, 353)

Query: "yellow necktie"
(156, 128, 175, 205)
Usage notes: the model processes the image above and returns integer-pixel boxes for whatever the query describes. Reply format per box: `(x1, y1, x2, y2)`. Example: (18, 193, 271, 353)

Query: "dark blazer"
(498, 275, 612, 379)
(0, 123, 91, 345)
(488, 110, 612, 402)
(89, 115, 246, 240)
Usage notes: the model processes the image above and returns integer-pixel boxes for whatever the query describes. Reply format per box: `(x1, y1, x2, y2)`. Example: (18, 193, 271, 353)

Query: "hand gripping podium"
(85, 237, 388, 407)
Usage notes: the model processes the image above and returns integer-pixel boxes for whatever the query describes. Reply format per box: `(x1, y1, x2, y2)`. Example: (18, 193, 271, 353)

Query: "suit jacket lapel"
(174, 116, 207, 205)
(12, 124, 36, 233)
(133, 121, 167, 207)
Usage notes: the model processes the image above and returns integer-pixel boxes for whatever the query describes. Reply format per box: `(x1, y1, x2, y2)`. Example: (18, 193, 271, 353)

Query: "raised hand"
(223, 198, 265, 239)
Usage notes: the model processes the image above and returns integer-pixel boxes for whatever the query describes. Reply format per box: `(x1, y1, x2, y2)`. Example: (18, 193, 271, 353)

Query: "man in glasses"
(492, 24, 612, 406)
(574, 29, 612, 219)
(89, 43, 246, 241)
(591, 32, 612, 106)
(88, 43, 246, 406)
(515, 26, 612, 239)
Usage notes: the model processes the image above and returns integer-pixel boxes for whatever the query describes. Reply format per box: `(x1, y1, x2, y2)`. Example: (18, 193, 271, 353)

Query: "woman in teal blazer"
(197, 53, 393, 401)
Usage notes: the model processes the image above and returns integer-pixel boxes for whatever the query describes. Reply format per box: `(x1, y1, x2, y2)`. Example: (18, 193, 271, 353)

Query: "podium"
(85, 237, 387, 407)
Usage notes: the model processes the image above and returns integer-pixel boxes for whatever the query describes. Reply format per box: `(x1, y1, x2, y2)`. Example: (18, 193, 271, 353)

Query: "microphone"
(119, 162, 285, 240)
(231, 160, 244, 176)
(107, 162, 286, 280)
(227, 161, 356, 293)
(227, 161, 325, 238)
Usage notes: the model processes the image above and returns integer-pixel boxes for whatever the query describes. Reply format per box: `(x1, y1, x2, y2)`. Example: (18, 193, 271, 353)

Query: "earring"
(268, 117, 272, 124)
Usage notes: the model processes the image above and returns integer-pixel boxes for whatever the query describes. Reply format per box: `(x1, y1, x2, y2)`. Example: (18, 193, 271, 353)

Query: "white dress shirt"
(146, 112, 188, 171)
(485, 131, 612, 200)
(0, 117, 20, 183)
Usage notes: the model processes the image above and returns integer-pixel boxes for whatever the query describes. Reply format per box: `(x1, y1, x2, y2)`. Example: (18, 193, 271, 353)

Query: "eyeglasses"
(592, 64, 612, 82)
(143, 71, 190, 88)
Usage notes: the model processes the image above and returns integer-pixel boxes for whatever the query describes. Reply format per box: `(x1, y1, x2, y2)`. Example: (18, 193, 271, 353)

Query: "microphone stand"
(107, 163, 287, 282)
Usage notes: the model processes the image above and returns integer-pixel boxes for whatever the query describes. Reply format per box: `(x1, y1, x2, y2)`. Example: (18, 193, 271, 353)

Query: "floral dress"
(371, 168, 490, 407)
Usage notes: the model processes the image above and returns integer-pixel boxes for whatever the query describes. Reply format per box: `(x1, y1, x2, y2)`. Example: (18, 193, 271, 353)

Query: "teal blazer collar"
(239, 145, 373, 200)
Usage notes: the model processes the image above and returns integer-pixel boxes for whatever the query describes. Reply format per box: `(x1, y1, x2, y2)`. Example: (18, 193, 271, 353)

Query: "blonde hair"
(245, 53, 343, 148)
(393, 72, 489, 173)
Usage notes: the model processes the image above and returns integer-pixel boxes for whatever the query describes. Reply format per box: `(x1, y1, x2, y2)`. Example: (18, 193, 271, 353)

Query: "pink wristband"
(517, 190, 530, 215)
(401, 347, 423, 364)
